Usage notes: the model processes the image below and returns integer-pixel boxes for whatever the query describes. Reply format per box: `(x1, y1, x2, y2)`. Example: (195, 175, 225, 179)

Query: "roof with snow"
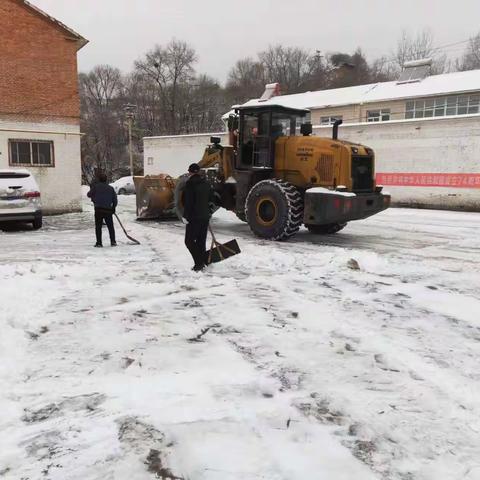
(19, 0, 88, 50)
(240, 69, 480, 111)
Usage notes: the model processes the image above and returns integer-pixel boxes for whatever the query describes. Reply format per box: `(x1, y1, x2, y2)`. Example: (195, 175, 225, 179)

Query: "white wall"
(143, 115, 480, 211)
(144, 132, 228, 178)
(0, 119, 82, 214)
(324, 115, 480, 210)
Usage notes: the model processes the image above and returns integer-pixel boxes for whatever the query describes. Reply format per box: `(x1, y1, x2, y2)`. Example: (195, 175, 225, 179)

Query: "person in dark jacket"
(88, 173, 118, 247)
(183, 163, 213, 271)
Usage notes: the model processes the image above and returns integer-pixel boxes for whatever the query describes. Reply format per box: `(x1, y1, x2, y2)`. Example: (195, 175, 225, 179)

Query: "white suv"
(0, 169, 42, 229)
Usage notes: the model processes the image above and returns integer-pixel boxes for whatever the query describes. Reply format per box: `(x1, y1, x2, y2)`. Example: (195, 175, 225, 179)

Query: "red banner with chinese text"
(376, 173, 480, 188)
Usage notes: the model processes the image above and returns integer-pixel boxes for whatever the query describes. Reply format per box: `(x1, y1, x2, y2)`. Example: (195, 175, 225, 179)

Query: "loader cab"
(236, 105, 310, 170)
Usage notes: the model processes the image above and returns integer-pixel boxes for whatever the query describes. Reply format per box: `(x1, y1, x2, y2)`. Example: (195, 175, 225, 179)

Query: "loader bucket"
(133, 175, 178, 220)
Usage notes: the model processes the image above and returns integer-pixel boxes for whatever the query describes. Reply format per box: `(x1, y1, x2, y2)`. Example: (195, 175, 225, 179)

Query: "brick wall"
(0, 0, 81, 124)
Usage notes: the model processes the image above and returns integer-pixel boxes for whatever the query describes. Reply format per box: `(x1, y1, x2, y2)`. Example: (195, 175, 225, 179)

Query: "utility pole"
(124, 104, 137, 176)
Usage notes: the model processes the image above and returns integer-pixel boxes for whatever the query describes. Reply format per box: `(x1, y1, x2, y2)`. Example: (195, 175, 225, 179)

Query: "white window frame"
(366, 109, 391, 122)
(405, 94, 480, 119)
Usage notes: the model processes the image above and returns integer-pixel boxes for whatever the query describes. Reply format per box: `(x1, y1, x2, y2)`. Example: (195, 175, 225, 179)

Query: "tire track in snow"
(209, 254, 480, 480)
(132, 209, 480, 479)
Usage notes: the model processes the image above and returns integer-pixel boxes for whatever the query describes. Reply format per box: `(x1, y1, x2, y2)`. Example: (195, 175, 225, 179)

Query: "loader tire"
(246, 179, 303, 240)
(306, 223, 347, 234)
(174, 174, 220, 221)
(174, 175, 188, 220)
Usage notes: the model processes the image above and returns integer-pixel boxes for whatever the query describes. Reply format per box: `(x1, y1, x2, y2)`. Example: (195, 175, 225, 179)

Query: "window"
(367, 109, 390, 122)
(458, 96, 468, 115)
(434, 98, 446, 117)
(446, 97, 457, 116)
(405, 94, 480, 119)
(320, 115, 343, 126)
(272, 112, 295, 136)
(240, 111, 271, 168)
(424, 99, 434, 118)
(468, 95, 479, 114)
(405, 101, 415, 119)
(9, 140, 54, 166)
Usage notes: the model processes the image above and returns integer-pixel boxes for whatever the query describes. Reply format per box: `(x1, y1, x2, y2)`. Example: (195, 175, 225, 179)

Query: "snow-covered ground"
(1, 194, 480, 480)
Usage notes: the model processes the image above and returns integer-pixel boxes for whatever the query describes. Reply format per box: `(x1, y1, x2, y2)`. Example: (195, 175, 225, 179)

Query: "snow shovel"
(114, 213, 141, 245)
(206, 224, 240, 265)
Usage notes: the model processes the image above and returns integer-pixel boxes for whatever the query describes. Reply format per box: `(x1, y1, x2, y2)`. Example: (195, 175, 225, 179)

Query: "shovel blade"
(206, 239, 241, 265)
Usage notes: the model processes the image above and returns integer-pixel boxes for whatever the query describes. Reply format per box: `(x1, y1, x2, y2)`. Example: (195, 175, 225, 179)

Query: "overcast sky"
(33, 0, 480, 82)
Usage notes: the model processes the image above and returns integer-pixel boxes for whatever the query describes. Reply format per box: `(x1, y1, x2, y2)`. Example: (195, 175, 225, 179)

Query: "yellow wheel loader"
(134, 104, 390, 240)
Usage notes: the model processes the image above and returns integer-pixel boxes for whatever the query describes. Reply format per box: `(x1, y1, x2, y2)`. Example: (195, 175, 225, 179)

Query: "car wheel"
(32, 216, 43, 230)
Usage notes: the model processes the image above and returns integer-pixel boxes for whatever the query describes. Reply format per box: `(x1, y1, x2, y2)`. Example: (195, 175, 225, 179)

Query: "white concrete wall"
(320, 115, 480, 210)
(144, 132, 228, 178)
(143, 115, 480, 211)
(0, 119, 82, 214)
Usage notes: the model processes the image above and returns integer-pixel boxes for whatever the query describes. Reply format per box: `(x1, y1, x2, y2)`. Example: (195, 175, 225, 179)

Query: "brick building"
(0, 0, 87, 213)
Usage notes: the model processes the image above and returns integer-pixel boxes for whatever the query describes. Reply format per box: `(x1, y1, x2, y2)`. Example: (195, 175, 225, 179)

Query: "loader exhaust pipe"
(332, 119, 343, 140)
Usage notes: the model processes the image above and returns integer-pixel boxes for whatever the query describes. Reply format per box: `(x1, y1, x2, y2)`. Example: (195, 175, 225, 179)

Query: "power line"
(372, 36, 474, 69)
(430, 38, 472, 53)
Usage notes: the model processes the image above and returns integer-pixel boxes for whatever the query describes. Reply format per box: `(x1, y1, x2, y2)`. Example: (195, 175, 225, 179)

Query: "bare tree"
(183, 75, 228, 133)
(135, 39, 197, 135)
(394, 29, 447, 75)
(226, 58, 265, 104)
(369, 56, 397, 82)
(303, 50, 331, 91)
(81, 65, 123, 109)
(259, 45, 312, 94)
(124, 71, 162, 137)
(457, 32, 480, 71)
(79, 65, 128, 182)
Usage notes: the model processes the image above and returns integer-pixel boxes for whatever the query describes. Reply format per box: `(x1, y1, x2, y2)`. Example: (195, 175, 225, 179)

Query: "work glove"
(182, 217, 189, 225)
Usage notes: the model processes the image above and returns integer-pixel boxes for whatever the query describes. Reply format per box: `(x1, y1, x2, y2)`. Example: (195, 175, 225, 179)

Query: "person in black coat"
(183, 163, 213, 271)
(87, 173, 118, 247)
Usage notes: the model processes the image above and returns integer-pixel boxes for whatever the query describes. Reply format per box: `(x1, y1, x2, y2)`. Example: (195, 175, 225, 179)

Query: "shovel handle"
(207, 223, 226, 262)
(114, 213, 141, 245)
(208, 223, 216, 242)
